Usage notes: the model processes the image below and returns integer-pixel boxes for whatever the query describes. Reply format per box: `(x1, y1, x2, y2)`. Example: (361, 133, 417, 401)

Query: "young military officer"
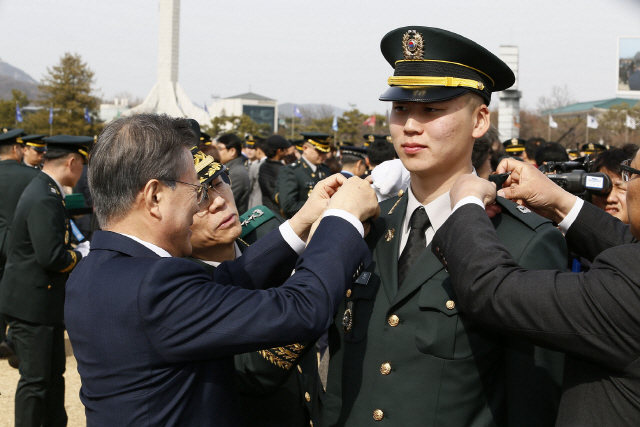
(185, 147, 323, 426)
(0, 135, 91, 427)
(323, 26, 567, 426)
(276, 132, 332, 218)
(21, 134, 47, 169)
(0, 129, 39, 367)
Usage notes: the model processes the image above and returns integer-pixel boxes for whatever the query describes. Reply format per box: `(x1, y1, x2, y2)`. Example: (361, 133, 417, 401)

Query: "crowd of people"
(1, 24, 640, 427)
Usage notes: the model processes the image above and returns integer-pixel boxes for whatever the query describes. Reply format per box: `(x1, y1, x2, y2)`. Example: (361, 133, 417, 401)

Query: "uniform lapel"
(391, 244, 444, 307)
(374, 195, 407, 302)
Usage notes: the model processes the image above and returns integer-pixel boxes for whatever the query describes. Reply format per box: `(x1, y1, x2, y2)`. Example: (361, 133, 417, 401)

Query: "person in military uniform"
(0, 129, 39, 368)
(260, 135, 293, 213)
(186, 147, 324, 426)
(503, 137, 527, 159)
(339, 146, 368, 178)
(0, 135, 91, 427)
(580, 142, 607, 158)
(276, 132, 332, 218)
(20, 135, 47, 169)
(323, 26, 566, 426)
(363, 134, 392, 148)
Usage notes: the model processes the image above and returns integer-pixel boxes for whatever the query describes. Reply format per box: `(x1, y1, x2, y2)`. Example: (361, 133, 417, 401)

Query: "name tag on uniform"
(355, 271, 371, 285)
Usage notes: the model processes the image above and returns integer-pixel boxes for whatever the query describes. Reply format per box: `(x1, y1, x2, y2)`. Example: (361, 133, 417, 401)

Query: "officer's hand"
(450, 174, 497, 209)
(496, 158, 578, 223)
(327, 177, 380, 223)
(290, 174, 347, 241)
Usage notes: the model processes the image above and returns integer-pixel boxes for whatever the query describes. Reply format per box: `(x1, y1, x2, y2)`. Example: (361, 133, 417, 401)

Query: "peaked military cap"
(379, 26, 515, 105)
(503, 137, 526, 153)
(0, 128, 25, 145)
(341, 145, 368, 160)
(43, 135, 93, 159)
(190, 146, 229, 186)
(20, 134, 48, 152)
(363, 134, 392, 147)
(200, 131, 212, 145)
(300, 132, 331, 153)
(245, 134, 256, 148)
(580, 142, 607, 154)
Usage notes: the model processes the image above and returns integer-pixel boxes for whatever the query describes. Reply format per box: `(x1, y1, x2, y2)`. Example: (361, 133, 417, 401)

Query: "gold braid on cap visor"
(26, 142, 46, 148)
(307, 139, 330, 153)
(389, 59, 494, 91)
(388, 76, 484, 90)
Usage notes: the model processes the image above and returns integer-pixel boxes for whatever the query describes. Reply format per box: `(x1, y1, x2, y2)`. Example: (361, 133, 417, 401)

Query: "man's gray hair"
(89, 114, 197, 227)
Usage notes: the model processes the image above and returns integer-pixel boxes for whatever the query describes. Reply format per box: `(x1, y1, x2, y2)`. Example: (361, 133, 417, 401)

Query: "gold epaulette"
(257, 343, 306, 370)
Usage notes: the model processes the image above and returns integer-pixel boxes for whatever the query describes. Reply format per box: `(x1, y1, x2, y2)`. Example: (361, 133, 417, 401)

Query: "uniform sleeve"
(27, 195, 81, 273)
(433, 204, 640, 371)
(277, 166, 306, 218)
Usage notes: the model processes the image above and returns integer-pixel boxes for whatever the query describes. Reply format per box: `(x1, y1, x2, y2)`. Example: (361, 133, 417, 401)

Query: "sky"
(1, 0, 640, 115)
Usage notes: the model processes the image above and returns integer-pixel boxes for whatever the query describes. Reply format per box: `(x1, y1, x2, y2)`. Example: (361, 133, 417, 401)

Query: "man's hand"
(496, 158, 578, 223)
(289, 174, 347, 240)
(327, 177, 380, 222)
(450, 174, 497, 213)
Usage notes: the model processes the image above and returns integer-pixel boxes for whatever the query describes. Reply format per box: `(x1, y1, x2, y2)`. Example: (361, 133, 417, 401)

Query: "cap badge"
(402, 30, 424, 60)
(368, 135, 375, 143)
(511, 138, 518, 145)
(588, 143, 595, 150)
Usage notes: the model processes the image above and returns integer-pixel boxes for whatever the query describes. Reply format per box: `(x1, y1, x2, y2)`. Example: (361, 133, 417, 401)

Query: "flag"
(204, 103, 209, 114)
(626, 115, 637, 130)
(84, 107, 92, 124)
(332, 116, 339, 132)
(49, 105, 53, 124)
(363, 115, 376, 126)
(549, 115, 558, 129)
(15, 102, 23, 123)
(587, 115, 598, 129)
(293, 105, 303, 119)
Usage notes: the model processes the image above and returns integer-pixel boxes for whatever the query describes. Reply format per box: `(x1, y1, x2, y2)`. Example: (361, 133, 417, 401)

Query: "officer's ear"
(471, 104, 490, 139)
(141, 179, 163, 219)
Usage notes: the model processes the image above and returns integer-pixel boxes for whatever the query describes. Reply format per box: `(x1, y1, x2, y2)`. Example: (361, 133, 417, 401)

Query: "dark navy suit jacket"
(65, 216, 370, 426)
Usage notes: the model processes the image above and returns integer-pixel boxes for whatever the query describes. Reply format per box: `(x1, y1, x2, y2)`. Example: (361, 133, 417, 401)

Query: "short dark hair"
(89, 114, 196, 227)
(367, 140, 396, 167)
(526, 137, 546, 160)
(535, 142, 568, 165)
(0, 143, 17, 156)
(472, 138, 492, 171)
(593, 148, 629, 175)
(217, 133, 242, 159)
(341, 154, 364, 167)
(43, 149, 73, 163)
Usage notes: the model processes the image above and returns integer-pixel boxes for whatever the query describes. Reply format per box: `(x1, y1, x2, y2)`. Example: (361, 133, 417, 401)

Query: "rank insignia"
(517, 205, 531, 214)
(402, 30, 424, 60)
(385, 228, 395, 242)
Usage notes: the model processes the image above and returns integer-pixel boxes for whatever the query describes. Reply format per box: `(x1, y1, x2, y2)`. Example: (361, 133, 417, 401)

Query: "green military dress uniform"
(323, 194, 567, 426)
(276, 133, 332, 219)
(187, 204, 324, 426)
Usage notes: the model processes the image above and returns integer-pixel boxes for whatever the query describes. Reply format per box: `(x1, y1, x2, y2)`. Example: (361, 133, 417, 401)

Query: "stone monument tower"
(125, 0, 210, 124)
(498, 45, 522, 141)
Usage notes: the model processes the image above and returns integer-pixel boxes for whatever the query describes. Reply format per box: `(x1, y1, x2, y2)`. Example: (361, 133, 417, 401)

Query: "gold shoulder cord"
(237, 237, 250, 247)
(388, 189, 405, 215)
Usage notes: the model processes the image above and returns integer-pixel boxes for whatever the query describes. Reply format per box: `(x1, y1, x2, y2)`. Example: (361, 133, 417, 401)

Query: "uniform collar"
(42, 170, 66, 198)
(301, 155, 317, 173)
(196, 242, 242, 267)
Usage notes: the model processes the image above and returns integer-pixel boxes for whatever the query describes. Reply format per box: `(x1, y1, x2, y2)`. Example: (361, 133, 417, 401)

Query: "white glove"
(75, 241, 90, 258)
(370, 159, 410, 202)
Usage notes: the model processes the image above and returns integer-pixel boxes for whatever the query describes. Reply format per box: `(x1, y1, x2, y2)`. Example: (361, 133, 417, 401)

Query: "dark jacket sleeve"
(139, 216, 371, 362)
(432, 204, 640, 371)
(565, 201, 637, 261)
(27, 194, 81, 273)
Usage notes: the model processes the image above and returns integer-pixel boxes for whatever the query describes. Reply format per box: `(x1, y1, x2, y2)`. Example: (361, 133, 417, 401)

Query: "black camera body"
(541, 156, 612, 198)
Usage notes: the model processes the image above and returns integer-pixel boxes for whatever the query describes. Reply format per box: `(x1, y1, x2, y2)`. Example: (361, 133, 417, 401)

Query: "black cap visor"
(380, 86, 471, 103)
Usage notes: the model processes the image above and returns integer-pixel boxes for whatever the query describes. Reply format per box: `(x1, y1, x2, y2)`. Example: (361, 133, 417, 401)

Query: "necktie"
(398, 207, 431, 286)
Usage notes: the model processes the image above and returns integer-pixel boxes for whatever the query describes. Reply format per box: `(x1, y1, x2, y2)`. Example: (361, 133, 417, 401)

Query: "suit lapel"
(391, 244, 444, 307)
(375, 195, 407, 302)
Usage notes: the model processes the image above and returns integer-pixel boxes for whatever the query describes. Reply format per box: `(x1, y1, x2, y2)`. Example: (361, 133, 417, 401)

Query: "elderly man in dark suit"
(64, 114, 379, 427)
(432, 157, 640, 426)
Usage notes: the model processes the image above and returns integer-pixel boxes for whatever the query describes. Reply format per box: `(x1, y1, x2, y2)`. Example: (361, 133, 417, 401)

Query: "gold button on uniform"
(388, 315, 400, 327)
(380, 362, 391, 375)
(446, 300, 455, 310)
(346, 289, 352, 297)
(47, 285, 51, 289)
(310, 422, 313, 427)
(305, 392, 311, 402)
(373, 409, 384, 421)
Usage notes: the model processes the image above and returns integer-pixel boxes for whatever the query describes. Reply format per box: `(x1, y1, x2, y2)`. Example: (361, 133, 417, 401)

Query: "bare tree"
(537, 85, 576, 113)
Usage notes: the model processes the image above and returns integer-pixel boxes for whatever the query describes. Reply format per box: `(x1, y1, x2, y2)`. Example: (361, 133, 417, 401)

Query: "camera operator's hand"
(450, 173, 497, 208)
(496, 158, 578, 223)
(289, 174, 347, 241)
(327, 177, 381, 223)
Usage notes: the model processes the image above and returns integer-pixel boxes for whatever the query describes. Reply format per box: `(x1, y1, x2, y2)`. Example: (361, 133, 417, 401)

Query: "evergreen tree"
(0, 90, 29, 128)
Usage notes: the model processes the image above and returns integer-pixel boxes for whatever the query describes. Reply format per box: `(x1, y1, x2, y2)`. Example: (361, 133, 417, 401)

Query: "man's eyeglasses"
(198, 172, 232, 211)
(621, 160, 640, 182)
(170, 180, 209, 206)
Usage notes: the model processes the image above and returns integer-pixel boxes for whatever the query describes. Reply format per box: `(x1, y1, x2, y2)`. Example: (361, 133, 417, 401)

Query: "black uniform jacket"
(432, 201, 640, 426)
(0, 172, 81, 324)
(0, 159, 39, 268)
(276, 158, 330, 218)
(324, 195, 567, 427)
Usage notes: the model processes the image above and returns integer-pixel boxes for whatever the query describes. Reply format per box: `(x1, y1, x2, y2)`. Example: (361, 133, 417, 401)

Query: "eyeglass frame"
(166, 180, 209, 206)
(621, 159, 640, 182)
(198, 171, 232, 211)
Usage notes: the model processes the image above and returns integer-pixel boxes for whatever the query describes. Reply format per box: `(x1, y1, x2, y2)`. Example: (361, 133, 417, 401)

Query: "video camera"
(541, 156, 612, 198)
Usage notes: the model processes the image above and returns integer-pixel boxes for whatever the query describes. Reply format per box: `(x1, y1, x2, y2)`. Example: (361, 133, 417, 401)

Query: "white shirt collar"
(118, 233, 173, 257)
(403, 187, 452, 236)
(197, 242, 242, 267)
(301, 155, 317, 173)
(42, 171, 66, 197)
